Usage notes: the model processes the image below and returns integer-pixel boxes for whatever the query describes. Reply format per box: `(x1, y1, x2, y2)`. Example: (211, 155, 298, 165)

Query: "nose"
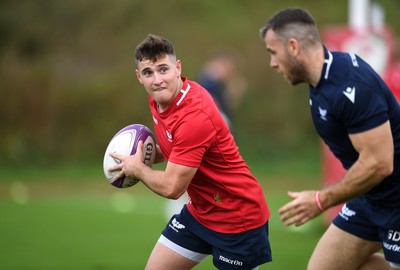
(153, 72, 163, 85)
(270, 57, 278, 69)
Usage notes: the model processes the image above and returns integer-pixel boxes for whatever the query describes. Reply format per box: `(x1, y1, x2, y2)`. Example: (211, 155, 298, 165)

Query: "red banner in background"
(323, 26, 394, 77)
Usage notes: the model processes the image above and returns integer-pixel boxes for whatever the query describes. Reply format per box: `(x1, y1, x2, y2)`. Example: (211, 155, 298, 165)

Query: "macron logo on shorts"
(168, 218, 185, 233)
(383, 230, 400, 259)
(219, 255, 243, 267)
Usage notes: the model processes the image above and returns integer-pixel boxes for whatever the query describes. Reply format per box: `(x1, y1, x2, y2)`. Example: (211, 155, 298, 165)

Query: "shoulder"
(331, 51, 380, 85)
(330, 51, 355, 80)
(315, 52, 384, 115)
(181, 79, 217, 112)
(322, 51, 381, 98)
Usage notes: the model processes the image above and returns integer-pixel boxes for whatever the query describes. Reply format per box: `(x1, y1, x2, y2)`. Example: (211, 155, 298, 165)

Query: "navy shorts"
(161, 205, 272, 270)
(333, 196, 400, 264)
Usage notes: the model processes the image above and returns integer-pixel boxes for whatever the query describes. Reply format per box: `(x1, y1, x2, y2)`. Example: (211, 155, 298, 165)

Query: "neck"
(307, 45, 325, 87)
(157, 77, 183, 113)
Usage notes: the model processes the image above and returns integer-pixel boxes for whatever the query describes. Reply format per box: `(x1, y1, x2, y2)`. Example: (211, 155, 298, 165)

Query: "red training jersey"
(149, 77, 270, 233)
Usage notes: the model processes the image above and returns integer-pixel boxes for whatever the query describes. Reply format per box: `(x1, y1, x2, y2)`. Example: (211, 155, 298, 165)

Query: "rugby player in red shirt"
(109, 34, 272, 270)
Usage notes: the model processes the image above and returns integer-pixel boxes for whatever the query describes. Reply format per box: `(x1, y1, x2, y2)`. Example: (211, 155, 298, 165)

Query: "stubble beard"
(286, 57, 308, 86)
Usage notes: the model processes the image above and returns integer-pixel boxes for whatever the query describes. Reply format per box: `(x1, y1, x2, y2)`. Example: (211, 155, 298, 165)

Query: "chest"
(309, 94, 348, 143)
(152, 115, 175, 158)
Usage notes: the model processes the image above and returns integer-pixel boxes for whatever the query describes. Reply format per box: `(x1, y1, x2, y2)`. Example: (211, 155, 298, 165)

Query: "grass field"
(0, 159, 327, 269)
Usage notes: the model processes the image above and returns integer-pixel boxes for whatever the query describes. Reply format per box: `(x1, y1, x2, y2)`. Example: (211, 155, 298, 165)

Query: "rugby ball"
(103, 124, 156, 188)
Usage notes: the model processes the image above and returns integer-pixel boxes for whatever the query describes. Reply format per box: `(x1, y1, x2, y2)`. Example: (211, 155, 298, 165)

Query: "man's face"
(263, 29, 306, 86)
(136, 54, 182, 110)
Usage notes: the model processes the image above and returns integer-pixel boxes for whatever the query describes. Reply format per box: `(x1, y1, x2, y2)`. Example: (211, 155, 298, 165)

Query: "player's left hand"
(108, 141, 145, 181)
(278, 191, 322, 227)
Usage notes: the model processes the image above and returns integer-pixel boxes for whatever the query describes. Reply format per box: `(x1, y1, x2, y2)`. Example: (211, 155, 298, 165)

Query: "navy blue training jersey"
(309, 47, 400, 207)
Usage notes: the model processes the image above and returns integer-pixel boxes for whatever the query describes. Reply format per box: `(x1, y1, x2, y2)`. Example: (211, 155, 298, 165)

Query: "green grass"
(0, 186, 165, 270)
(0, 160, 327, 269)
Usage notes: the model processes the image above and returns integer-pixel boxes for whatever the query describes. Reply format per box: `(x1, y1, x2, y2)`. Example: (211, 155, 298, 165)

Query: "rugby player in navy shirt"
(260, 7, 400, 270)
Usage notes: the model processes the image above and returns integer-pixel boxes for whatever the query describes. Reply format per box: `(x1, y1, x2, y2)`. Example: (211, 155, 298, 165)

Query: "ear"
(287, 38, 300, 56)
(135, 69, 143, 84)
(176, 59, 182, 77)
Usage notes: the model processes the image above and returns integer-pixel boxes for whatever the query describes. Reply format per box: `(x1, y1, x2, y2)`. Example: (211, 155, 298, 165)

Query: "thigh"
(145, 241, 199, 270)
(308, 224, 382, 270)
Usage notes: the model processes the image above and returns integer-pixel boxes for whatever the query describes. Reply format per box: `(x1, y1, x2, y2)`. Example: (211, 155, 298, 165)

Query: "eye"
(143, 70, 153, 76)
(267, 48, 276, 55)
(160, 67, 169, 73)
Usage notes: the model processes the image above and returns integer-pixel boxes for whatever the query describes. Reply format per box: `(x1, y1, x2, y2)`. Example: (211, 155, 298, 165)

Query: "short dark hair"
(134, 34, 175, 65)
(259, 8, 317, 39)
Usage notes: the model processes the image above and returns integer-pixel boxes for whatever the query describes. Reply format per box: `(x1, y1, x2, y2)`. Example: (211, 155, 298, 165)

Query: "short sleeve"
(334, 82, 389, 134)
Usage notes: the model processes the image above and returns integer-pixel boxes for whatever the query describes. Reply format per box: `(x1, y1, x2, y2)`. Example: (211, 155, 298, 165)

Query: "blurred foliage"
(1, 0, 400, 166)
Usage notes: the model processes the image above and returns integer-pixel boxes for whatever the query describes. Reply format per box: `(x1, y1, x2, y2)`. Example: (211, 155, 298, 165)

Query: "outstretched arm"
(279, 120, 393, 226)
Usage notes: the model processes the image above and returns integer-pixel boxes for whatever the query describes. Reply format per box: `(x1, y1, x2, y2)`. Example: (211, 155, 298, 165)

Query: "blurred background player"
(197, 50, 248, 131)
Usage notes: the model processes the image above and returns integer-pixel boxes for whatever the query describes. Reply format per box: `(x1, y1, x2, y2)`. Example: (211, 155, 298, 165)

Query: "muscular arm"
(109, 141, 197, 199)
(320, 120, 394, 208)
(279, 120, 393, 226)
(136, 160, 196, 199)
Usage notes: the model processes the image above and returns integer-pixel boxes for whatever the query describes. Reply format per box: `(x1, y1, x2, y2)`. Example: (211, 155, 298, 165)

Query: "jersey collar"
(322, 46, 333, 80)
(313, 46, 333, 90)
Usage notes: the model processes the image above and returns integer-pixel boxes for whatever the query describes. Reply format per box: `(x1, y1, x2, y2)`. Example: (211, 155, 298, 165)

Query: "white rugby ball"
(103, 124, 156, 188)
